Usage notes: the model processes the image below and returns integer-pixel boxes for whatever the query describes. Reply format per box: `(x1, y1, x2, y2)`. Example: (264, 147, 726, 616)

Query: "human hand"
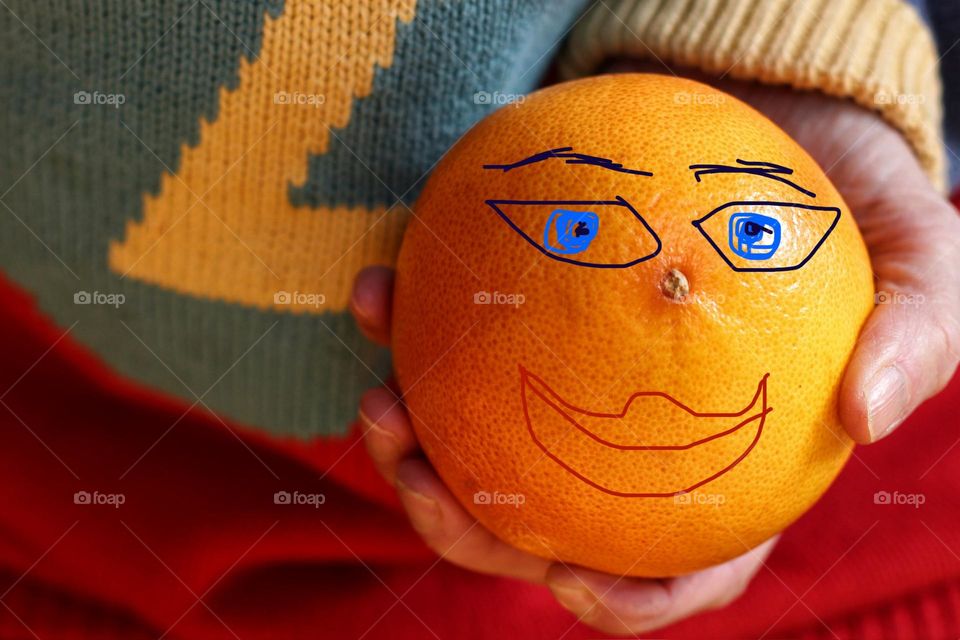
(696, 74, 960, 443)
(603, 59, 960, 443)
(351, 265, 778, 635)
(349, 69, 960, 635)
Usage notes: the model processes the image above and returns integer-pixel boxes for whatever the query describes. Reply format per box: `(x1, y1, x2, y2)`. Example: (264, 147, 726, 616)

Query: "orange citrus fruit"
(392, 74, 874, 577)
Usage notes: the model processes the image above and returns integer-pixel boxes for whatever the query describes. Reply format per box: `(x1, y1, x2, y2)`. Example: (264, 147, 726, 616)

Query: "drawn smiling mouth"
(520, 367, 772, 497)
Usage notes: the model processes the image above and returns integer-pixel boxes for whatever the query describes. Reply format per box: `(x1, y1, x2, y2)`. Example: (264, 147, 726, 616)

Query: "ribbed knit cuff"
(559, 0, 947, 192)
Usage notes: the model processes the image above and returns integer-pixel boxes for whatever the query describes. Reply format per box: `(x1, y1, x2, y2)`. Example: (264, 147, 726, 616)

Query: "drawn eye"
(485, 197, 661, 268)
(729, 213, 781, 260)
(692, 201, 840, 272)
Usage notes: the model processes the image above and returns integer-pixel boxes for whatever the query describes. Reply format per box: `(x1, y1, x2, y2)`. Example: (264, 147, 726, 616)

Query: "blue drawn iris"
(486, 197, 661, 268)
(728, 213, 781, 260)
(543, 209, 599, 255)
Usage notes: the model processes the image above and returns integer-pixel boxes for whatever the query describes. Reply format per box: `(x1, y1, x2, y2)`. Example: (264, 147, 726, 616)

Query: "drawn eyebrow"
(483, 147, 654, 176)
(688, 159, 816, 198)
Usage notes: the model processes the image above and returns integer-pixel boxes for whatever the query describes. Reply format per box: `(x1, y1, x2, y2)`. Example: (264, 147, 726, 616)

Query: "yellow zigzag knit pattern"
(110, 0, 416, 313)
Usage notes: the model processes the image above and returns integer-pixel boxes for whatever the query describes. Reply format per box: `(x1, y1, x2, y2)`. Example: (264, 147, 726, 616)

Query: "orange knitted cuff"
(559, 0, 947, 191)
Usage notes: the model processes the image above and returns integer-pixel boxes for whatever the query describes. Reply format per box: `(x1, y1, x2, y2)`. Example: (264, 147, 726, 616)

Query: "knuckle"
(932, 310, 960, 384)
(414, 521, 478, 567)
(711, 580, 748, 610)
(707, 565, 752, 611)
(408, 518, 447, 553)
(578, 605, 631, 636)
(940, 313, 960, 358)
(431, 539, 489, 575)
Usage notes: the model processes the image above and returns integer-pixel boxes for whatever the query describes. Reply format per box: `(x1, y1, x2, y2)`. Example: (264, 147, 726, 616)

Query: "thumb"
(840, 188, 960, 443)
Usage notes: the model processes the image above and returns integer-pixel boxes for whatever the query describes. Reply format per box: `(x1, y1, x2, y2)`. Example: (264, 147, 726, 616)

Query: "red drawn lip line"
(518, 367, 773, 498)
(524, 403, 769, 498)
(519, 366, 771, 450)
(519, 365, 768, 419)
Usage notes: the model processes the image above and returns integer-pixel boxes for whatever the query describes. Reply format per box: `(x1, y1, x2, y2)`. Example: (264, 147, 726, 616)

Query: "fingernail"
(551, 585, 597, 613)
(866, 365, 908, 441)
(358, 409, 398, 442)
(348, 293, 373, 325)
(358, 408, 375, 430)
(350, 268, 390, 324)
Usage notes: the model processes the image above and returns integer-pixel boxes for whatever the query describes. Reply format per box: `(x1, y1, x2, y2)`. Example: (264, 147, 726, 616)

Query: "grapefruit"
(392, 74, 874, 576)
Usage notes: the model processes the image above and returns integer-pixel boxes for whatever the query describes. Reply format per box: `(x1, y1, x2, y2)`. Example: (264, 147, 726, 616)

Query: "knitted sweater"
(1, 2, 959, 640)
(0, 0, 944, 438)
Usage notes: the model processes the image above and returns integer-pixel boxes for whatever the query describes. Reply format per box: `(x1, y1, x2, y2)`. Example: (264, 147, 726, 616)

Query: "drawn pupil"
(743, 221, 766, 236)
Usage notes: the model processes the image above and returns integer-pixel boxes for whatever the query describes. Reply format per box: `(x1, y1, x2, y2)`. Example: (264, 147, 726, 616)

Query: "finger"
(546, 537, 777, 635)
(394, 457, 550, 583)
(359, 386, 419, 483)
(840, 189, 960, 443)
(350, 266, 395, 346)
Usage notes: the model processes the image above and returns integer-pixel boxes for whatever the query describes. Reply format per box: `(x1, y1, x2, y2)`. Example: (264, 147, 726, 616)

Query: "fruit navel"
(393, 74, 874, 577)
(660, 268, 690, 302)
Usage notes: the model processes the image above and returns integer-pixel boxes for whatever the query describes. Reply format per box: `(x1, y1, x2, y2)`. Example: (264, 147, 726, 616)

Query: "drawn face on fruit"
(481, 147, 842, 498)
(393, 75, 874, 576)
